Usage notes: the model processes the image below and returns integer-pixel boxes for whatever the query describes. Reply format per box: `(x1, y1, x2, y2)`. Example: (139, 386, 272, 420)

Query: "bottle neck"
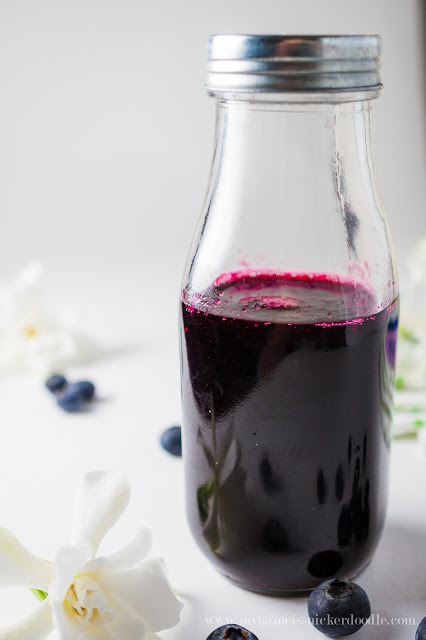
(185, 93, 396, 313)
(212, 98, 378, 220)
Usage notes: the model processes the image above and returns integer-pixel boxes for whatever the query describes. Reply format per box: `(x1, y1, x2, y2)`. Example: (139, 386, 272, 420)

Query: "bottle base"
(220, 560, 372, 597)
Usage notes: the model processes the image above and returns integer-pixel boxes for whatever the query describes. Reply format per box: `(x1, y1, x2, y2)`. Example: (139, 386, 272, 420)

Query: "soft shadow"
(76, 396, 113, 413)
(164, 589, 206, 639)
(355, 522, 426, 639)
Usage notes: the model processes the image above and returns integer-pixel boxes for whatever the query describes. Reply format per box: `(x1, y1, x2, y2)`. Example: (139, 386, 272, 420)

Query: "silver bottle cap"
(206, 34, 382, 93)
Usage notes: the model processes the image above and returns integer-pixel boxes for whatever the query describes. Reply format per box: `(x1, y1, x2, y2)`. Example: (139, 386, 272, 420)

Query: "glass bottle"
(180, 35, 398, 594)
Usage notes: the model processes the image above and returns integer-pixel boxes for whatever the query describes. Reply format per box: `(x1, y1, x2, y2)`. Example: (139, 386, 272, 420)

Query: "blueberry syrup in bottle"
(181, 35, 399, 593)
(180, 271, 398, 593)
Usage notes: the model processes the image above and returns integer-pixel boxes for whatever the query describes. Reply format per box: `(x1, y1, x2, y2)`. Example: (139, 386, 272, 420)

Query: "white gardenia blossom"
(0, 263, 100, 376)
(396, 237, 426, 390)
(0, 471, 183, 640)
(403, 237, 426, 334)
(393, 238, 426, 443)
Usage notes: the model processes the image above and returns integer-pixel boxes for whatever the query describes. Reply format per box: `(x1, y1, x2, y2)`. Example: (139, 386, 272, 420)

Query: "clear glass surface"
(180, 90, 398, 594)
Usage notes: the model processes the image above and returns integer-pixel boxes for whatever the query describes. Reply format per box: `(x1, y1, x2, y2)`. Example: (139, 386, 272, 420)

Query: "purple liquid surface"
(180, 272, 398, 593)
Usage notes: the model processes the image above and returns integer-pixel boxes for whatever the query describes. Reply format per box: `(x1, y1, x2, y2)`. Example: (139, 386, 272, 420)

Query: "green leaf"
(393, 432, 417, 440)
(198, 438, 215, 470)
(395, 376, 405, 390)
(414, 419, 424, 429)
(31, 588, 48, 601)
(197, 477, 215, 526)
(399, 327, 420, 344)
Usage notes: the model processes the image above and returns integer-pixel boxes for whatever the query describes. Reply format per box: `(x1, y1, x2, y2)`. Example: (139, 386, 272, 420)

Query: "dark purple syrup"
(180, 271, 398, 593)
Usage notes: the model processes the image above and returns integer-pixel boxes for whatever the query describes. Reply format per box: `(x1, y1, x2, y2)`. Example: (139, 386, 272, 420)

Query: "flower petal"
(108, 598, 146, 640)
(84, 629, 114, 640)
(0, 526, 54, 590)
(89, 528, 152, 573)
(13, 263, 43, 320)
(51, 597, 101, 640)
(50, 543, 92, 601)
(71, 471, 130, 554)
(51, 579, 116, 640)
(0, 598, 53, 640)
(95, 560, 183, 633)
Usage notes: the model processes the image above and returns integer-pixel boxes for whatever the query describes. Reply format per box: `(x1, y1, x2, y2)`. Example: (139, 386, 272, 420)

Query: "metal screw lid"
(206, 34, 382, 93)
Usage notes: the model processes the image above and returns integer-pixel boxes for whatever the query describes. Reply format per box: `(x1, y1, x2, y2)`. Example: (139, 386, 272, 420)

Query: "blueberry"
(206, 624, 259, 640)
(57, 388, 86, 413)
(45, 374, 67, 394)
(160, 426, 182, 456)
(416, 617, 426, 640)
(71, 380, 96, 401)
(308, 578, 371, 637)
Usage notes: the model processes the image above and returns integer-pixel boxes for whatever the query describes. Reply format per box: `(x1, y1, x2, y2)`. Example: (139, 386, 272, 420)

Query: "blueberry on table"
(160, 426, 182, 456)
(416, 617, 426, 640)
(49, 376, 96, 413)
(57, 387, 86, 413)
(71, 380, 96, 401)
(206, 624, 259, 640)
(45, 374, 67, 393)
(308, 578, 371, 637)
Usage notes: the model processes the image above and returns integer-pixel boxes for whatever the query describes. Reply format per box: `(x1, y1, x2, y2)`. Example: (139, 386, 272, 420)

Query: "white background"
(0, 1, 424, 639)
(0, 0, 424, 279)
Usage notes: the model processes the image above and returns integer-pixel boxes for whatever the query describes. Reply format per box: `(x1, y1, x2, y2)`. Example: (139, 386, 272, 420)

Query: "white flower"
(393, 238, 426, 443)
(0, 263, 100, 376)
(393, 390, 426, 437)
(395, 237, 426, 391)
(403, 237, 426, 334)
(0, 471, 183, 640)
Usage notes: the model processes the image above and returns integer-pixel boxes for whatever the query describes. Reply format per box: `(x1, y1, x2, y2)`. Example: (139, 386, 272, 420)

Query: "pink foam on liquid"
(183, 269, 378, 321)
(213, 269, 372, 294)
(315, 318, 366, 328)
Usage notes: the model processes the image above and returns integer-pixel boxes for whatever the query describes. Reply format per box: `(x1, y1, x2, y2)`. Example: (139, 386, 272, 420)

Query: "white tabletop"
(0, 264, 424, 640)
